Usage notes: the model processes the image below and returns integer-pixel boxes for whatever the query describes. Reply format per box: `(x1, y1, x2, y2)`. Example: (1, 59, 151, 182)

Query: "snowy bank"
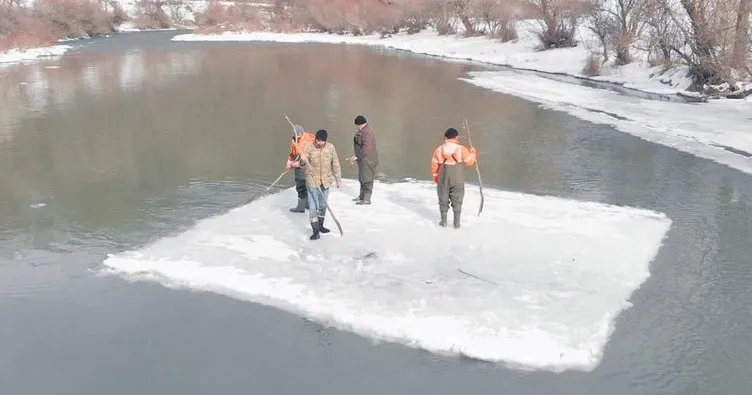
(0, 45, 71, 64)
(102, 179, 671, 372)
(463, 71, 752, 175)
(171, 30, 752, 177)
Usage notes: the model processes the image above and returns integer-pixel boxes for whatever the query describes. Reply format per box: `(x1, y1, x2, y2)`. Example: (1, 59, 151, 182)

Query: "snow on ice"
(102, 179, 671, 372)
(0, 45, 70, 64)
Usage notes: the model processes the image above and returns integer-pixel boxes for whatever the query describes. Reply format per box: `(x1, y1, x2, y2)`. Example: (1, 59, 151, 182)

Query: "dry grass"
(1, 0, 124, 51)
(582, 52, 602, 76)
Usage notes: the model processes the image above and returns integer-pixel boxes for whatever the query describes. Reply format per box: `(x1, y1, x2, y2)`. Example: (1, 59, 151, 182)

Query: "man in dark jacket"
(346, 115, 378, 205)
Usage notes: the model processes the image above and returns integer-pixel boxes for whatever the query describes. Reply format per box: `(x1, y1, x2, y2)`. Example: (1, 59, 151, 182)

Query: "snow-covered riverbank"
(0, 45, 71, 64)
(172, 28, 752, 176)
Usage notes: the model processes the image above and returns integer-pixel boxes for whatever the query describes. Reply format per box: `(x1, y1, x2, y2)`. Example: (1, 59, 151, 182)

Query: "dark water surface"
(1, 30, 750, 395)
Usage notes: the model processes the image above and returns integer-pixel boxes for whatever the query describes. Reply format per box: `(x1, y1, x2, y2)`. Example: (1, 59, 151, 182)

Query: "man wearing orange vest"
(285, 125, 316, 213)
(431, 127, 477, 228)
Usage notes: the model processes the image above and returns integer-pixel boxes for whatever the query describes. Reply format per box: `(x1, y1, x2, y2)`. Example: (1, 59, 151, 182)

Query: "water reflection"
(0, 42, 685, 233)
(0, 48, 205, 135)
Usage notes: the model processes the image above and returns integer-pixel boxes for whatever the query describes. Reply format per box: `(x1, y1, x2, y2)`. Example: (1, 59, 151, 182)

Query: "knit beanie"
(444, 128, 459, 138)
(315, 129, 328, 141)
(293, 125, 304, 136)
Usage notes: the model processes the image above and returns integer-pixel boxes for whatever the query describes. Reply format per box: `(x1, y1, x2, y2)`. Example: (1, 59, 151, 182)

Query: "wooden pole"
(245, 170, 290, 205)
(463, 118, 484, 216)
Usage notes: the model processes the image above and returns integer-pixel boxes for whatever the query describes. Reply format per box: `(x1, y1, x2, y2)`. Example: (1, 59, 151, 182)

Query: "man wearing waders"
(285, 125, 316, 213)
(346, 115, 378, 205)
(297, 129, 342, 240)
(431, 128, 477, 228)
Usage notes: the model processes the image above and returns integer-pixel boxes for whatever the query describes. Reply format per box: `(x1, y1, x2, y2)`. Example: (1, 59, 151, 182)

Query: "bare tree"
(661, 0, 740, 90)
(449, 0, 478, 35)
(165, 0, 185, 22)
(731, 0, 750, 68)
(528, 0, 590, 49)
(585, 0, 612, 61)
(642, 0, 677, 65)
(429, 0, 456, 35)
(473, 0, 519, 41)
(586, 0, 647, 64)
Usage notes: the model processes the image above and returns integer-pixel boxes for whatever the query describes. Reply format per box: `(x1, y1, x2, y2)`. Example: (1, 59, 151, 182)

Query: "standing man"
(297, 129, 342, 240)
(285, 124, 316, 213)
(346, 115, 378, 205)
(430, 127, 477, 229)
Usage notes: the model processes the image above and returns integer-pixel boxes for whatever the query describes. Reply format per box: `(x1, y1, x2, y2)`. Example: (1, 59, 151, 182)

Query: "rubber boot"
(353, 187, 364, 202)
(453, 211, 461, 229)
(289, 198, 306, 213)
(439, 211, 447, 227)
(318, 216, 330, 234)
(309, 221, 320, 240)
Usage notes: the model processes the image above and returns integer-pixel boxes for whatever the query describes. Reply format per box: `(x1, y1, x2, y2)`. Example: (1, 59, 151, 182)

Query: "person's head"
(354, 115, 367, 131)
(314, 129, 328, 147)
(293, 124, 304, 138)
(444, 127, 459, 140)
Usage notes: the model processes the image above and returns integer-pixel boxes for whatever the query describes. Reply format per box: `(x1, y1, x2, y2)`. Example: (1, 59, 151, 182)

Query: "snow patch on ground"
(0, 45, 71, 64)
(102, 179, 671, 372)
(463, 71, 752, 175)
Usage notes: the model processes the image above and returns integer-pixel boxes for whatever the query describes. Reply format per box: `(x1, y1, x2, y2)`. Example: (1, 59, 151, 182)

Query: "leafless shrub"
(398, 0, 433, 34)
(449, 0, 478, 36)
(194, 0, 263, 33)
(33, 0, 118, 38)
(656, 0, 747, 91)
(528, 0, 590, 49)
(0, 7, 53, 50)
(165, 0, 185, 22)
(429, 0, 457, 35)
(111, 1, 129, 25)
(472, 0, 522, 41)
(582, 52, 602, 74)
(586, 0, 648, 65)
(133, 0, 171, 29)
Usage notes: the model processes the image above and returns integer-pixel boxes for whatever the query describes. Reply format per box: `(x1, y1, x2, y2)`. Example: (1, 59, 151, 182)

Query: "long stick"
(463, 118, 484, 216)
(245, 170, 290, 205)
(285, 115, 296, 131)
(458, 268, 499, 286)
(284, 115, 344, 237)
(244, 118, 298, 205)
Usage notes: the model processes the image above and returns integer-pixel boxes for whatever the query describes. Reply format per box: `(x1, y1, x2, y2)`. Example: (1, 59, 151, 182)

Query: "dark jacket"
(353, 124, 378, 167)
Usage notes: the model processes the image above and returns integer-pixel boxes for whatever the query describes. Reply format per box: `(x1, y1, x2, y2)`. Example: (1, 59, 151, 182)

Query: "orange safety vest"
(431, 138, 476, 183)
(289, 131, 316, 161)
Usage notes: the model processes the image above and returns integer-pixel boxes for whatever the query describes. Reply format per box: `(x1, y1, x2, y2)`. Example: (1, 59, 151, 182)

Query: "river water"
(1, 30, 751, 394)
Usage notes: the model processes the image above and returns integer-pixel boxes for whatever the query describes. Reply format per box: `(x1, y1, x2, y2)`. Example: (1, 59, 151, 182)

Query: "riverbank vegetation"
(203, 0, 752, 97)
(0, 0, 128, 49)
(2, 0, 750, 97)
